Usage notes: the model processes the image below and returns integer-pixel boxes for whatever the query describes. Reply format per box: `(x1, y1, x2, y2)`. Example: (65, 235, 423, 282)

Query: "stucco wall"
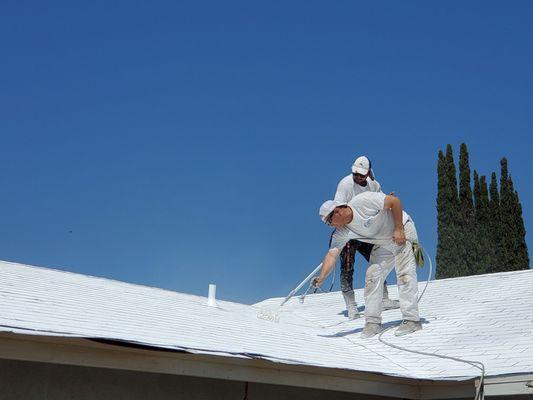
(0, 358, 389, 400)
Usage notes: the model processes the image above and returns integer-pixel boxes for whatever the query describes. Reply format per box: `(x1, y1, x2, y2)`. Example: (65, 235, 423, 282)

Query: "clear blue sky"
(1, 1, 531, 304)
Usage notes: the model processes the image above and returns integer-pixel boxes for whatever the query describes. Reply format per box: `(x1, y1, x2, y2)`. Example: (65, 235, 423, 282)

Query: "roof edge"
(0, 332, 477, 399)
(0, 259, 248, 308)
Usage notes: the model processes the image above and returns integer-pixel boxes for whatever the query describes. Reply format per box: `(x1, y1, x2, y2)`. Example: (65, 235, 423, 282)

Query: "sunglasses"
(352, 173, 367, 180)
(326, 212, 335, 225)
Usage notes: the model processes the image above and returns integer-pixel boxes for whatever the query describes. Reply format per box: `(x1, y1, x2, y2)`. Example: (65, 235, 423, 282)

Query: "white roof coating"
(1, 259, 532, 382)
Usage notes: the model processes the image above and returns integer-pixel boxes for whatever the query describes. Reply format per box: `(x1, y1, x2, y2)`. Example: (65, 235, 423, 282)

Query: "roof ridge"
(254, 268, 533, 305)
(427, 268, 533, 283)
(0, 259, 250, 308)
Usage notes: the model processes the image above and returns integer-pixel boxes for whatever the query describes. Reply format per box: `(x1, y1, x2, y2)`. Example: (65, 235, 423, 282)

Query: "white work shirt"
(330, 192, 411, 251)
(333, 175, 382, 203)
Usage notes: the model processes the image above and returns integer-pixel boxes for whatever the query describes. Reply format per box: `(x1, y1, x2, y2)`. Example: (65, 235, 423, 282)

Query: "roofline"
(0, 260, 218, 305)
(423, 268, 533, 284)
(254, 269, 533, 306)
(0, 332, 479, 399)
(484, 374, 533, 397)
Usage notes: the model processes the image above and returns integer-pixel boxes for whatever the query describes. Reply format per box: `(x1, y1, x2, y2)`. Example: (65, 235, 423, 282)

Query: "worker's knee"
(396, 256, 416, 277)
(367, 263, 381, 276)
(397, 273, 412, 286)
(397, 266, 417, 286)
(365, 264, 381, 286)
(340, 281, 352, 293)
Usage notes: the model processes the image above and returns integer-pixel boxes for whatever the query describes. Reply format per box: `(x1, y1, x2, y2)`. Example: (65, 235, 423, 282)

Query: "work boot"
(342, 290, 360, 320)
(361, 322, 383, 339)
(382, 298, 400, 310)
(394, 320, 422, 336)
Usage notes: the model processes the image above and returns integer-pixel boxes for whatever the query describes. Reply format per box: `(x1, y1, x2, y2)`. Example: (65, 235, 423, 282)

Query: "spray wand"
(256, 262, 323, 322)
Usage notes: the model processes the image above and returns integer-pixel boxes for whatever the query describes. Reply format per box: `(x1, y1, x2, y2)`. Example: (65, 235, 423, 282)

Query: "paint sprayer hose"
(377, 244, 485, 400)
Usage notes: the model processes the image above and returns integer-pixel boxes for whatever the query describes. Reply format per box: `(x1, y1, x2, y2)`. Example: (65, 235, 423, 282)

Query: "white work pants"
(364, 221, 420, 324)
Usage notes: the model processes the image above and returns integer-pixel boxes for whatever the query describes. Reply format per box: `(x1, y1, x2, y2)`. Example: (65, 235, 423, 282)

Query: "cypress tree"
(459, 144, 474, 213)
(436, 144, 462, 278)
(458, 143, 475, 275)
(436, 150, 449, 279)
(472, 171, 481, 274)
(479, 176, 489, 215)
(499, 158, 514, 271)
(473, 171, 480, 211)
(488, 172, 503, 272)
(437, 147, 528, 276)
(446, 144, 461, 277)
(508, 176, 530, 270)
(473, 172, 492, 274)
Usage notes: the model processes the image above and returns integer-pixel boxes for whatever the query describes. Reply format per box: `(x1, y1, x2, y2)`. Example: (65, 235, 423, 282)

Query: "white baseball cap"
(319, 200, 347, 223)
(351, 156, 370, 175)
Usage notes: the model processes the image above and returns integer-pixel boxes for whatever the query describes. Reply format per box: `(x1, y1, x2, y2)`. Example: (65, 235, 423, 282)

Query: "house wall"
(0, 358, 391, 400)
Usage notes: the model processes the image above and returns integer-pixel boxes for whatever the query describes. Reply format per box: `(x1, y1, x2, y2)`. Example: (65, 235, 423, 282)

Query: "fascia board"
(484, 375, 533, 397)
(0, 332, 476, 399)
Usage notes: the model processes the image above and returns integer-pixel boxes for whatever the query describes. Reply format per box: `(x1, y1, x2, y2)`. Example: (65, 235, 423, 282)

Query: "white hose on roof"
(377, 244, 486, 400)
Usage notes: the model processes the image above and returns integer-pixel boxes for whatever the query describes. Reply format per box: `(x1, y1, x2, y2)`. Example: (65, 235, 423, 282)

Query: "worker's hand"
(392, 227, 406, 245)
(311, 276, 323, 288)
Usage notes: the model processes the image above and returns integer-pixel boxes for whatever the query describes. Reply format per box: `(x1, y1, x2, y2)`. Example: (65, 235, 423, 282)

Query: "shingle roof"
(1, 259, 532, 382)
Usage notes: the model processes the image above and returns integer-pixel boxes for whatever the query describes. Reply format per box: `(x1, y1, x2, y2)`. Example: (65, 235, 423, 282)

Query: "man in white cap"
(314, 192, 422, 338)
(333, 156, 398, 320)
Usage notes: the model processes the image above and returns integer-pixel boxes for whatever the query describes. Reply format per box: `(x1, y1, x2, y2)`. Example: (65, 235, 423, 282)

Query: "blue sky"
(1, 1, 531, 304)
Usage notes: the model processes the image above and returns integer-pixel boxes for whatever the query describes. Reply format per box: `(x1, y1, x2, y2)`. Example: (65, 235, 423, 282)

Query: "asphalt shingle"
(1, 260, 532, 381)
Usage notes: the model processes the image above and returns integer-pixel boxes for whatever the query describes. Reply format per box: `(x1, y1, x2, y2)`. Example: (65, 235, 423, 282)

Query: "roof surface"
(1, 260, 532, 381)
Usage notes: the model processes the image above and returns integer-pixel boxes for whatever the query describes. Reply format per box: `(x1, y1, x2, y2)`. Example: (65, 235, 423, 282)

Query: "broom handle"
(279, 263, 323, 307)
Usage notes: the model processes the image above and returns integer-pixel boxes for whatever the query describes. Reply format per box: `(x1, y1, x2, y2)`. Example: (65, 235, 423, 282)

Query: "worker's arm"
(312, 248, 340, 287)
(333, 180, 349, 203)
(384, 194, 406, 245)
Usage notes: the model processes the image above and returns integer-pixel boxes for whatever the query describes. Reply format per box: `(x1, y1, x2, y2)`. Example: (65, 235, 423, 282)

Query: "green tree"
(458, 143, 475, 275)
(437, 147, 529, 277)
(436, 150, 449, 279)
(473, 172, 492, 274)
(499, 158, 513, 271)
(436, 145, 461, 278)
(488, 172, 502, 272)
(507, 176, 529, 270)
(494, 159, 529, 271)
(445, 144, 462, 277)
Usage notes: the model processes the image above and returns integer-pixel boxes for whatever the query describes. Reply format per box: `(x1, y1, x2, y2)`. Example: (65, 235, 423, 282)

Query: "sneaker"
(382, 298, 400, 310)
(361, 322, 383, 339)
(394, 320, 422, 336)
(347, 304, 361, 320)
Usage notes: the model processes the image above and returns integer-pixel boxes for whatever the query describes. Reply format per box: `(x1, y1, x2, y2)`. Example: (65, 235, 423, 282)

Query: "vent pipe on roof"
(207, 284, 218, 307)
